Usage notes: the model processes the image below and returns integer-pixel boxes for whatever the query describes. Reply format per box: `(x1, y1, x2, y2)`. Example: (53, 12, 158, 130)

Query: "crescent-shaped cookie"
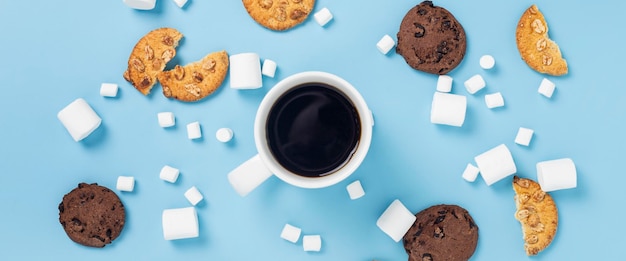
(157, 50, 229, 102)
(242, 0, 315, 31)
(123, 28, 183, 95)
(512, 176, 558, 256)
(515, 5, 568, 76)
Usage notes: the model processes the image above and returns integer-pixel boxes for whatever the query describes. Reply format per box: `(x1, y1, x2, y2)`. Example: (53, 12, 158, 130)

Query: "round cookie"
(403, 204, 478, 261)
(58, 183, 126, 248)
(242, 0, 315, 31)
(396, 1, 467, 75)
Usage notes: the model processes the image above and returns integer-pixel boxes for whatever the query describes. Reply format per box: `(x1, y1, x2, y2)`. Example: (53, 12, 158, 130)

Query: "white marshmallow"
(314, 7, 333, 27)
(376, 199, 416, 242)
(302, 235, 322, 252)
(346, 180, 365, 200)
(172, 0, 188, 8)
(485, 92, 504, 109)
(538, 78, 556, 98)
(157, 112, 175, 128)
(536, 158, 577, 192)
(123, 0, 156, 10)
(262, 59, 277, 78)
(376, 35, 395, 55)
(215, 127, 234, 143)
(229, 53, 262, 89)
(100, 83, 118, 97)
(430, 92, 467, 127)
(280, 224, 301, 243)
(464, 74, 486, 94)
(57, 98, 102, 142)
(184, 186, 204, 206)
(479, 55, 495, 70)
(462, 163, 480, 182)
(436, 75, 453, 93)
(162, 207, 199, 240)
(187, 121, 202, 140)
(160, 165, 180, 183)
(515, 127, 534, 146)
(116, 176, 135, 192)
(474, 144, 517, 186)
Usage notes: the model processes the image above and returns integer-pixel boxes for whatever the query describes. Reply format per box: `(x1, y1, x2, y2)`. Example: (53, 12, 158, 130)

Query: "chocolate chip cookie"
(58, 183, 126, 248)
(396, 1, 467, 75)
(242, 0, 315, 31)
(403, 204, 478, 261)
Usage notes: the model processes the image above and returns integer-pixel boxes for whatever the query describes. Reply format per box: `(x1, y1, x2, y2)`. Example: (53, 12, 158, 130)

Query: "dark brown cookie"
(396, 1, 467, 75)
(58, 183, 126, 248)
(403, 204, 478, 261)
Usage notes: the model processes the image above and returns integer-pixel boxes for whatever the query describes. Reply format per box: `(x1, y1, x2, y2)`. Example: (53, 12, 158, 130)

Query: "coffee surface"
(267, 83, 361, 177)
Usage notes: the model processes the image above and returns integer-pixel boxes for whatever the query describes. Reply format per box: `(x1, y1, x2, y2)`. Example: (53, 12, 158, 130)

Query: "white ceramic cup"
(228, 71, 374, 196)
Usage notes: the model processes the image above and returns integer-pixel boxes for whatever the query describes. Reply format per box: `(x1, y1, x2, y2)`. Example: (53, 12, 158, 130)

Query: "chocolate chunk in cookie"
(58, 183, 126, 248)
(396, 1, 467, 75)
(403, 204, 478, 261)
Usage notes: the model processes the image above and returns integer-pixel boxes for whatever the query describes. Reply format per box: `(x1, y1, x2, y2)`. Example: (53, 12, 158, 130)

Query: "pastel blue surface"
(0, 0, 622, 260)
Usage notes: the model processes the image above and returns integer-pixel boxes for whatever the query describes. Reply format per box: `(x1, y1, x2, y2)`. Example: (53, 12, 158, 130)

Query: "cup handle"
(227, 154, 274, 197)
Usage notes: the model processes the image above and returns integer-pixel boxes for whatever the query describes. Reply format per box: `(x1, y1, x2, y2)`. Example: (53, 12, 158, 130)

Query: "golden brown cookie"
(515, 4, 568, 76)
(157, 50, 229, 102)
(512, 176, 558, 256)
(123, 28, 183, 95)
(242, 0, 315, 31)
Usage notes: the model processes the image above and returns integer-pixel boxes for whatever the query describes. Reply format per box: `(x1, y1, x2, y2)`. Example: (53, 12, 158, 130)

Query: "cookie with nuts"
(157, 50, 229, 102)
(123, 28, 183, 95)
(512, 176, 558, 256)
(515, 4, 568, 76)
(242, 0, 315, 31)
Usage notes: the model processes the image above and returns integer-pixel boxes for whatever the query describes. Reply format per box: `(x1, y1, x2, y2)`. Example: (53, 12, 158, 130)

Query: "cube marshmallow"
(123, 0, 156, 10)
(346, 180, 365, 200)
(160, 165, 180, 183)
(100, 83, 118, 97)
(436, 75, 453, 93)
(376, 35, 395, 55)
(515, 127, 534, 146)
(157, 112, 175, 128)
(162, 207, 199, 240)
(262, 59, 277, 78)
(464, 74, 486, 94)
(216, 127, 234, 143)
(280, 223, 301, 243)
(314, 7, 333, 27)
(116, 176, 135, 192)
(376, 199, 416, 242)
(538, 78, 556, 98)
(474, 144, 517, 186)
(485, 92, 504, 109)
(536, 158, 577, 192)
(187, 121, 202, 140)
(57, 98, 102, 142)
(184, 186, 204, 206)
(302, 235, 322, 252)
(172, 0, 188, 8)
(430, 92, 467, 127)
(462, 163, 480, 182)
(229, 53, 262, 89)
(479, 55, 495, 70)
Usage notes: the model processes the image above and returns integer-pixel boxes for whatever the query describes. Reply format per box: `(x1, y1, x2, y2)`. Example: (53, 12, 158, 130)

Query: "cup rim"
(254, 71, 373, 189)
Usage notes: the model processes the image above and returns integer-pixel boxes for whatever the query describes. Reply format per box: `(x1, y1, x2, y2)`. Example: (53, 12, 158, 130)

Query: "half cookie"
(157, 50, 229, 102)
(123, 28, 183, 95)
(242, 0, 315, 31)
(515, 5, 568, 76)
(512, 176, 558, 256)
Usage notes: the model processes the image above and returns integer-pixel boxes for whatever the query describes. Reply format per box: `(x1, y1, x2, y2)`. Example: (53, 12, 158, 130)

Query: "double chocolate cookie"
(403, 204, 478, 261)
(58, 183, 126, 248)
(396, 1, 467, 75)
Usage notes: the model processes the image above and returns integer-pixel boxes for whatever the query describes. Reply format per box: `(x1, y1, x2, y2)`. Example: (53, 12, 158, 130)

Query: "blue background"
(0, 0, 622, 260)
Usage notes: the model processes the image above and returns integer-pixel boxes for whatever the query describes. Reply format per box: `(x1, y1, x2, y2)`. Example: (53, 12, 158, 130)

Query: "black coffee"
(266, 83, 361, 177)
